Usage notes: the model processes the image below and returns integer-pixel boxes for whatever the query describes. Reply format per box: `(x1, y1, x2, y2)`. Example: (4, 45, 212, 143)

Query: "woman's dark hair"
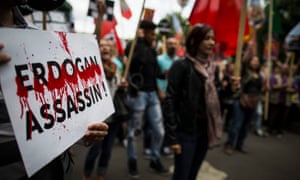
(249, 56, 261, 72)
(185, 23, 213, 57)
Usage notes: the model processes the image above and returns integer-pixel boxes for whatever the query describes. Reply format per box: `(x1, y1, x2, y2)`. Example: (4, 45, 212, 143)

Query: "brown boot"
(98, 175, 105, 180)
(224, 145, 234, 156)
(83, 176, 90, 180)
(236, 147, 249, 154)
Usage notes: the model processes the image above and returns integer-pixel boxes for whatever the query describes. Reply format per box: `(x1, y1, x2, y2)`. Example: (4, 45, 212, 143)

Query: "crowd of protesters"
(1, 0, 300, 180)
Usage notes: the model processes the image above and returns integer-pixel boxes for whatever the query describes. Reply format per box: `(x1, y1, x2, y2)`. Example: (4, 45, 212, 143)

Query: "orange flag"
(143, 8, 155, 21)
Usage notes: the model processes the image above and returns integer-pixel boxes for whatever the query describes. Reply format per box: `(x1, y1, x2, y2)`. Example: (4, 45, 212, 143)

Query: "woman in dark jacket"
(224, 55, 263, 155)
(163, 24, 223, 180)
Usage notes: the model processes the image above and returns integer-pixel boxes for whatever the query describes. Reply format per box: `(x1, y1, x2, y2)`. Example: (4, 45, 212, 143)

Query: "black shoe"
(150, 159, 169, 175)
(128, 158, 139, 179)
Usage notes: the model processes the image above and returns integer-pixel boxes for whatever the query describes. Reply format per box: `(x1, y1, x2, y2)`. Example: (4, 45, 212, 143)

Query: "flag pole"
(123, 0, 146, 79)
(161, 35, 167, 54)
(264, 0, 274, 121)
(42, 11, 47, 30)
(234, 0, 248, 77)
(288, 52, 295, 89)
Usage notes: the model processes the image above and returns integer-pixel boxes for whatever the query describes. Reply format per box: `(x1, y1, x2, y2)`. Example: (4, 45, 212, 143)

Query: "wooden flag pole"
(234, 0, 248, 77)
(287, 52, 295, 89)
(123, 0, 146, 79)
(161, 35, 167, 54)
(264, 0, 274, 121)
(42, 11, 47, 30)
(286, 52, 296, 105)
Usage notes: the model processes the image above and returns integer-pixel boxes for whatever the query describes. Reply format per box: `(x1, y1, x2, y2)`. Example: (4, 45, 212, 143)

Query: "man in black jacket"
(125, 20, 168, 178)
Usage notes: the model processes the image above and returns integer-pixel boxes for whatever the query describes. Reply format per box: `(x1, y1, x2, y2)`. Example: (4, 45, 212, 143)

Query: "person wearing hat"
(125, 20, 169, 178)
(0, 0, 108, 179)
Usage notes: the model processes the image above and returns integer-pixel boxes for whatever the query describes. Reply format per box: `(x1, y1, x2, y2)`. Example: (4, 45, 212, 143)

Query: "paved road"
(70, 131, 300, 180)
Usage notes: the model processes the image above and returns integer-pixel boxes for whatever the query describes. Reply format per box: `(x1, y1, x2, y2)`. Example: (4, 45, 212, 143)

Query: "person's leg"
(277, 104, 287, 135)
(254, 100, 263, 135)
(116, 121, 126, 145)
(268, 103, 278, 134)
(146, 91, 164, 161)
(236, 109, 255, 151)
(226, 99, 244, 149)
(83, 141, 103, 177)
(223, 102, 232, 131)
(145, 91, 168, 173)
(270, 104, 284, 135)
(97, 121, 121, 177)
(142, 115, 152, 159)
(188, 132, 209, 180)
(172, 132, 197, 180)
(160, 100, 173, 157)
(126, 92, 147, 177)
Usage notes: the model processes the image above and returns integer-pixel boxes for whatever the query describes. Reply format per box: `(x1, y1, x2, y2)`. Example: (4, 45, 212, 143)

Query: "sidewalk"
(71, 131, 300, 180)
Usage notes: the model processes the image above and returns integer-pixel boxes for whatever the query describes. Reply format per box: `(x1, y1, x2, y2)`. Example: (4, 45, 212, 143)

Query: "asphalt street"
(70, 130, 300, 180)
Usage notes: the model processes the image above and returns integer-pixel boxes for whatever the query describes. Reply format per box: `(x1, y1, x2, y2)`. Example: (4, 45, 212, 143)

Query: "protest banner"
(0, 28, 114, 177)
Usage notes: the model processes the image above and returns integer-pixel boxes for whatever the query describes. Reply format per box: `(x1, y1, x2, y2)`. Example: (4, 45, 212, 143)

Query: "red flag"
(113, 27, 125, 56)
(188, 0, 249, 57)
(120, 0, 132, 19)
(188, 0, 220, 26)
(99, 18, 124, 56)
(100, 18, 117, 38)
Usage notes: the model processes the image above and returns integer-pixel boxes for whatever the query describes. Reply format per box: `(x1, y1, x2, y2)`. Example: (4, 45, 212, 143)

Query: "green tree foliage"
(157, 13, 191, 42)
(256, 0, 300, 63)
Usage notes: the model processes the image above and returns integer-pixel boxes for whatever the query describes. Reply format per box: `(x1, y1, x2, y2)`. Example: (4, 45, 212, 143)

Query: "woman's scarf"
(187, 54, 223, 147)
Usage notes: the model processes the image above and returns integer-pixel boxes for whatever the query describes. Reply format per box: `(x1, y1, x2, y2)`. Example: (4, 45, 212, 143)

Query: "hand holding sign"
(0, 43, 11, 65)
(83, 122, 109, 145)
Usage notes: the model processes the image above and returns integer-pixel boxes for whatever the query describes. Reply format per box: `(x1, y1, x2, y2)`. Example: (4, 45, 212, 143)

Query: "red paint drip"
(33, 76, 46, 102)
(56, 32, 71, 57)
(61, 63, 80, 106)
(47, 63, 68, 119)
(15, 76, 29, 118)
(78, 61, 103, 90)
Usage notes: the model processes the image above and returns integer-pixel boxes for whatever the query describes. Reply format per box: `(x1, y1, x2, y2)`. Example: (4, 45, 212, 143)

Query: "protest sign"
(0, 28, 114, 177)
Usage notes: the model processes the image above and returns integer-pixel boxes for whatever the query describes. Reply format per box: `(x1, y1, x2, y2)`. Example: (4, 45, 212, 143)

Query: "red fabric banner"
(189, 0, 250, 57)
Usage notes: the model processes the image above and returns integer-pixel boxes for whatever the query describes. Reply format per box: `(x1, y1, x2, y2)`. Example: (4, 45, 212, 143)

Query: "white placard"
(34, 22, 70, 32)
(49, 11, 66, 23)
(0, 28, 114, 177)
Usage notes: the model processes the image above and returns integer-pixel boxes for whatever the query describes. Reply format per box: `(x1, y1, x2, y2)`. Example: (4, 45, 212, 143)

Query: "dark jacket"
(163, 58, 208, 146)
(125, 38, 164, 96)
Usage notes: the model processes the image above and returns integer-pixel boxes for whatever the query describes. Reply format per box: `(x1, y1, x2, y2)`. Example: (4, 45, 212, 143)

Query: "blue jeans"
(226, 99, 255, 149)
(254, 100, 263, 131)
(84, 121, 121, 176)
(172, 131, 208, 180)
(126, 91, 164, 161)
